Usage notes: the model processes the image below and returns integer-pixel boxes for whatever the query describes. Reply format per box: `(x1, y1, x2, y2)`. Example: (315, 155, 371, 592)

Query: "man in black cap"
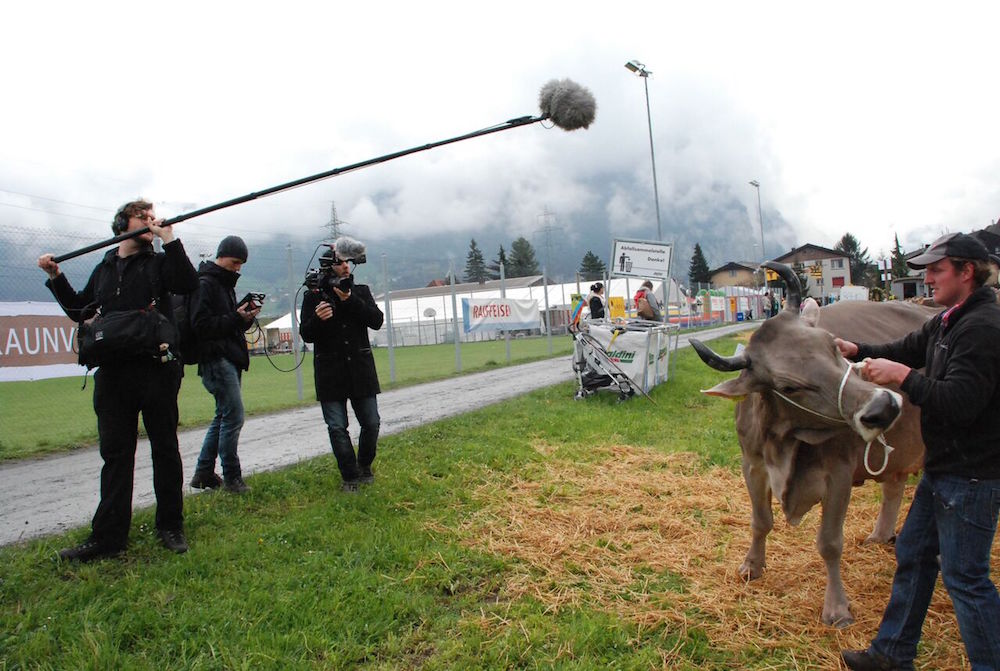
(189, 235, 260, 494)
(836, 232, 1000, 670)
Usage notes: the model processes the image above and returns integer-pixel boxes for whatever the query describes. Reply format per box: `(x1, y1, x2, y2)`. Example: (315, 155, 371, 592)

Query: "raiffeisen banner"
(0, 302, 84, 381)
(461, 298, 540, 333)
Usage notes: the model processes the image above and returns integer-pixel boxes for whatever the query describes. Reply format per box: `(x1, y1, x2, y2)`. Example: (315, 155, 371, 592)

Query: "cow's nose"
(860, 391, 900, 429)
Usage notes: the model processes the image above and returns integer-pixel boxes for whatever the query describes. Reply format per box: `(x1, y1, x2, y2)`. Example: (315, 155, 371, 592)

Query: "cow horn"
(691, 338, 751, 372)
(762, 261, 801, 311)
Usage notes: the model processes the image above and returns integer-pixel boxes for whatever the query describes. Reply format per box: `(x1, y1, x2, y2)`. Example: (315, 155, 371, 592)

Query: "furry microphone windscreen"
(538, 79, 597, 130)
(334, 236, 367, 262)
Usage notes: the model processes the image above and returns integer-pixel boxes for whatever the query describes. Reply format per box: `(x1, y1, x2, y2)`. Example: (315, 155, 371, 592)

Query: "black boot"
(190, 471, 223, 490)
(157, 528, 188, 554)
(223, 476, 250, 494)
(58, 538, 124, 562)
(841, 650, 906, 671)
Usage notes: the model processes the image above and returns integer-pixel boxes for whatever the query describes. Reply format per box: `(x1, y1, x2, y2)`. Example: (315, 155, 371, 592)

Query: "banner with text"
(462, 298, 540, 333)
(586, 323, 669, 392)
(1, 302, 84, 381)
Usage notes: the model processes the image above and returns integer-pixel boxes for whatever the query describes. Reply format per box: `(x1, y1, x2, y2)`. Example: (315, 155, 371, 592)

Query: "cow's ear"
(702, 374, 753, 400)
(800, 297, 820, 328)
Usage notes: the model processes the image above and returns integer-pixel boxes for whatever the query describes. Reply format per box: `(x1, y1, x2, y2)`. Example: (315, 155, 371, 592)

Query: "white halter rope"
(771, 359, 895, 476)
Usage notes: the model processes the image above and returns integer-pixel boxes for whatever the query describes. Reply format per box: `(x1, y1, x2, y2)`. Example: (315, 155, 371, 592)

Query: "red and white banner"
(1, 302, 84, 381)
(462, 298, 540, 333)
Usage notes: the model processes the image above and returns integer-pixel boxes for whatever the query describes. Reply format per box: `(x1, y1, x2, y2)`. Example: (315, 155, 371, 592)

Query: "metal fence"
(3, 223, 782, 387)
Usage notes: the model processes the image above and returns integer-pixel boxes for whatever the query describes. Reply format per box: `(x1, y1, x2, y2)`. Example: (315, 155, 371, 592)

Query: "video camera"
(303, 237, 367, 304)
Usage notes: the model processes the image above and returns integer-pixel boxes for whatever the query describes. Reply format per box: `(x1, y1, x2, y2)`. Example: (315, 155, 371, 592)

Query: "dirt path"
(0, 323, 754, 546)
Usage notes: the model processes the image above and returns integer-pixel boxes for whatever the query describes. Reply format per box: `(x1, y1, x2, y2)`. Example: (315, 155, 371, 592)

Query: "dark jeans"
(870, 472, 1000, 670)
(320, 396, 380, 482)
(92, 360, 184, 548)
(195, 357, 244, 480)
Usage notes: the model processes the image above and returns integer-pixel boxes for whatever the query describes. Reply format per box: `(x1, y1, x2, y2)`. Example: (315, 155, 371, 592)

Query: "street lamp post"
(625, 59, 662, 242)
(749, 180, 765, 264)
(749, 180, 766, 293)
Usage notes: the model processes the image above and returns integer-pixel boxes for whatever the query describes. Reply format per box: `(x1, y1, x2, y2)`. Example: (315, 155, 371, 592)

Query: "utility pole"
(324, 201, 346, 240)
(535, 207, 561, 280)
(287, 244, 303, 400)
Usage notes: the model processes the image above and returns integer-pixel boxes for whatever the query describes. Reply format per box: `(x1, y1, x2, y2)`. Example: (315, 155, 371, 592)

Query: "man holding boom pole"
(37, 199, 199, 562)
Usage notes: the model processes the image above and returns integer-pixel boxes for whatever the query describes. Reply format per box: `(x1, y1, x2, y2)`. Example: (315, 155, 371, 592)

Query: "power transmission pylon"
(324, 202, 348, 240)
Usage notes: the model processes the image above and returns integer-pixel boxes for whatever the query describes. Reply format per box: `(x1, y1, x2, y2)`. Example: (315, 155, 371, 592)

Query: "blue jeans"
(320, 396, 380, 482)
(195, 357, 245, 480)
(870, 472, 1000, 670)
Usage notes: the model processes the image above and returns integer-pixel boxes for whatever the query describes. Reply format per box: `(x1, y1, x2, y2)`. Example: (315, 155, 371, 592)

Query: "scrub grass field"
(0, 336, 573, 461)
(2, 335, 991, 670)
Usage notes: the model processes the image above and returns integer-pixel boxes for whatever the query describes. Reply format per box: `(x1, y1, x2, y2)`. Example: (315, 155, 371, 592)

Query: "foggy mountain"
(1, 179, 796, 306)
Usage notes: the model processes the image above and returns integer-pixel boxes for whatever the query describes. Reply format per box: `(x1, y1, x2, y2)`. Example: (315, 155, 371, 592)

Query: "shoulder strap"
(140, 254, 166, 313)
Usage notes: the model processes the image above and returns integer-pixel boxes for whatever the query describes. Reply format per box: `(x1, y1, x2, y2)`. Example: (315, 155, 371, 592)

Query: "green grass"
(0, 338, 747, 670)
(0, 336, 573, 462)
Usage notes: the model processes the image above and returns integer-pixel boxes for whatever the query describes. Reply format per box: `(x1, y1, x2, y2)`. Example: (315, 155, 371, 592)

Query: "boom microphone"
(334, 236, 367, 264)
(52, 78, 598, 263)
(539, 79, 597, 130)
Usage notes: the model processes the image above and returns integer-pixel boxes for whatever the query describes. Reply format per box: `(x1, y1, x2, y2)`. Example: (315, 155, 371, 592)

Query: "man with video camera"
(37, 199, 199, 562)
(299, 237, 384, 493)
(189, 235, 261, 494)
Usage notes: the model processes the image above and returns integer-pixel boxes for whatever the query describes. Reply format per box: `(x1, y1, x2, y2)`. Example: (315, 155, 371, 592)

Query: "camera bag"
(76, 255, 178, 369)
(77, 308, 177, 369)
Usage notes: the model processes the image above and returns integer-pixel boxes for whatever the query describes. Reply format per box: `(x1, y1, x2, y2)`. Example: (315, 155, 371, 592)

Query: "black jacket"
(299, 281, 384, 401)
(190, 260, 251, 371)
(47, 239, 198, 336)
(589, 295, 605, 319)
(857, 286, 1000, 478)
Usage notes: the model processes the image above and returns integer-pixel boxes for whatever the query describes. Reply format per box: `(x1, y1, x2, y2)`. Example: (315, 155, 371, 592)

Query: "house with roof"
(708, 261, 760, 288)
(771, 243, 851, 300)
(891, 223, 1000, 300)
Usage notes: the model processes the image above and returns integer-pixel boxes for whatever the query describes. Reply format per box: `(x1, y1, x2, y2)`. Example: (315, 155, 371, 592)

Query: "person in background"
(837, 232, 1000, 671)
(299, 241, 384, 493)
(765, 291, 778, 318)
(634, 279, 663, 321)
(189, 235, 260, 494)
(587, 282, 606, 319)
(37, 199, 198, 561)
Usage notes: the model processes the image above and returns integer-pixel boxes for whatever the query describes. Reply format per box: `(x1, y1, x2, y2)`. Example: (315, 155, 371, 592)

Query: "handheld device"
(237, 292, 265, 310)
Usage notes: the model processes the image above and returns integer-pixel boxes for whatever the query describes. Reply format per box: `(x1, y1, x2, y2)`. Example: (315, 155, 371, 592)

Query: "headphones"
(112, 205, 130, 235)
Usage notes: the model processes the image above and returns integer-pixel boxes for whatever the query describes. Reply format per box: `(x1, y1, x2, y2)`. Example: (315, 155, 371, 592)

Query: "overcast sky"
(2, 1, 998, 267)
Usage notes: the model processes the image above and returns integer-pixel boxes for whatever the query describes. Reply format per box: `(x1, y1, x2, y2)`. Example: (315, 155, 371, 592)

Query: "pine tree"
(508, 237, 540, 277)
(890, 233, 908, 279)
(578, 250, 606, 281)
(486, 245, 509, 280)
(834, 233, 874, 286)
(688, 243, 711, 285)
(463, 238, 488, 284)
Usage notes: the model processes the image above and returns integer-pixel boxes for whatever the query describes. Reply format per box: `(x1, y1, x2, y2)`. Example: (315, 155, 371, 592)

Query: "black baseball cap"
(907, 232, 989, 269)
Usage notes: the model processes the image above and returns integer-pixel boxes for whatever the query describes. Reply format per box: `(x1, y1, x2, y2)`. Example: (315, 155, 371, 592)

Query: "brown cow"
(691, 263, 936, 627)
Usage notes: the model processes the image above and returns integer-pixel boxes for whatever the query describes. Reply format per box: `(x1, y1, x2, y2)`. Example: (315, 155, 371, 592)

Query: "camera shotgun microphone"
(334, 236, 367, 265)
(52, 79, 597, 264)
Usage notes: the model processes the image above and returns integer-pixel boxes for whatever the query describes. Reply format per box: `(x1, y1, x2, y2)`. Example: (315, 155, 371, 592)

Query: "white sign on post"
(610, 238, 673, 280)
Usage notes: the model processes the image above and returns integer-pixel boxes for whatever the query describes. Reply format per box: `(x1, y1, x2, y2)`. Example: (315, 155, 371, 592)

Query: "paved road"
(0, 322, 755, 546)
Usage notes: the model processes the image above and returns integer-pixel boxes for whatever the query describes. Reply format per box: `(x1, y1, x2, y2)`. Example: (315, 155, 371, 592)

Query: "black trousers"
(91, 359, 184, 548)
